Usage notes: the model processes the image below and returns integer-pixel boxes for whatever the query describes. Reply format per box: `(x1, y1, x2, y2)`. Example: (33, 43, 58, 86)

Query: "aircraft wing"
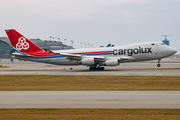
(59, 53, 135, 61)
(60, 53, 82, 60)
(59, 53, 105, 61)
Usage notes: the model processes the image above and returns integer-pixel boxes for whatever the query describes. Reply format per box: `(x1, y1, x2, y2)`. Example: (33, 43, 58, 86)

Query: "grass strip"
(0, 75, 180, 90)
(0, 109, 180, 120)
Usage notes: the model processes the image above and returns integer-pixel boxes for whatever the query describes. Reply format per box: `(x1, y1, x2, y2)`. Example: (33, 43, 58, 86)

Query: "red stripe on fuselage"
(25, 50, 113, 57)
(70, 51, 112, 55)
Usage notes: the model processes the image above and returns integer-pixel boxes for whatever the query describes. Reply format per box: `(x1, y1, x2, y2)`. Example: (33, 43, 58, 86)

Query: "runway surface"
(1, 61, 180, 109)
(0, 62, 180, 76)
(0, 91, 180, 109)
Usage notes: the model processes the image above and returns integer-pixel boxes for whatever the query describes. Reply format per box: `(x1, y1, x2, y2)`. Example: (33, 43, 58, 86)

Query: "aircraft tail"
(106, 44, 111, 47)
(5, 29, 44, 54)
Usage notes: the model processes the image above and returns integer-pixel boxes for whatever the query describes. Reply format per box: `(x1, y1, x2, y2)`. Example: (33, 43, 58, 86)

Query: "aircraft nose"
(168, 47, 177, 55)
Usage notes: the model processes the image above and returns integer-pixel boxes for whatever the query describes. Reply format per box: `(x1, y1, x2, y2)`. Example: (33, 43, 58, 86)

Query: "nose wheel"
(157, 64, 161, 67)
(157, 59, 161, 67)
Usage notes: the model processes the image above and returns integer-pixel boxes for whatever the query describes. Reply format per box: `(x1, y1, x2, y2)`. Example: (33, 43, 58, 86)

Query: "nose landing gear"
(157, 59, 161, 67)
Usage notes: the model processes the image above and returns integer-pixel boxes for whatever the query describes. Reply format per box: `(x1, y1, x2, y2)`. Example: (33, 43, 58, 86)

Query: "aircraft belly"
(14, 57, 79, 65)
(41, 58, 78, 65)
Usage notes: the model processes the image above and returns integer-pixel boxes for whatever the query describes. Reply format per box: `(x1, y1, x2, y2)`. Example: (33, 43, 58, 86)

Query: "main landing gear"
(157, 59, 161, 67)
(89, 66, 105, 70)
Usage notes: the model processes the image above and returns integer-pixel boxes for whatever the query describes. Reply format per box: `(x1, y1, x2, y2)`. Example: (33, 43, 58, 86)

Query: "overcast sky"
(0, 0, 179, 53)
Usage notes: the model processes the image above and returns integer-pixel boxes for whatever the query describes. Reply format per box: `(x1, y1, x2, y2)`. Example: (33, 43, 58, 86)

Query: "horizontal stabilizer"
(12, 53, 33, 57)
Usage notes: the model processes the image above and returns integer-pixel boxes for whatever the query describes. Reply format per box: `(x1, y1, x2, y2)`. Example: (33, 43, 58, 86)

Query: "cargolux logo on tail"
(16, 37, 29, 50)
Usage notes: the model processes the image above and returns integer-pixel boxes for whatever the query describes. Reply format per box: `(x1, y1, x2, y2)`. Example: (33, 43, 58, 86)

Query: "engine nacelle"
(104, 59, 119, 66)
(81, 58, 94, 65)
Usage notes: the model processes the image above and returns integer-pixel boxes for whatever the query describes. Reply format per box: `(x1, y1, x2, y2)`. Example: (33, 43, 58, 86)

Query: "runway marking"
(0, 73, 7, 75)
(157, 74, 163, 76)
(116, 73, 123, 75)
(77, 73, 84, 75)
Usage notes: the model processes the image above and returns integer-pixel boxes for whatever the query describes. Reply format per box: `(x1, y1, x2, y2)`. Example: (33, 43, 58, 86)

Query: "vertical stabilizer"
(5, 29, 44, 54)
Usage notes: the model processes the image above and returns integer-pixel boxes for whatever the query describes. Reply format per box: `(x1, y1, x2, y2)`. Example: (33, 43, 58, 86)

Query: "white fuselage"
(13, 42, 177, 65)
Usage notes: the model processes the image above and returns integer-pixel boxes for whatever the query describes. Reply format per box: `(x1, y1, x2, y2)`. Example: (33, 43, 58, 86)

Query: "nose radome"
(171, 48, 177, 54)
(168, 47, 177, 55)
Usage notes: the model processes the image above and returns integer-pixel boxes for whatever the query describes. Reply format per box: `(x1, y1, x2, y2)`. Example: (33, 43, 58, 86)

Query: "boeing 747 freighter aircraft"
(5, 29, 177, 70)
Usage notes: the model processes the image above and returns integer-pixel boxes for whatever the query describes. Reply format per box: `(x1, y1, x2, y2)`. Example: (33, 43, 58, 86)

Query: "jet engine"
(81, 58, 94, 65)
(103, 59, 119, 66)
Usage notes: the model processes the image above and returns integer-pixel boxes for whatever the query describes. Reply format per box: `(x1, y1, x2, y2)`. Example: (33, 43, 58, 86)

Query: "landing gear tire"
(89, 66, 105, 71)
(96, 67, 104, 70)
(101, 67, 104, 70)
(89, 67, 93, 70)
(157, 64, 161, 67)
(89, 66, 96, 70)
(157, 59, 161, 67)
